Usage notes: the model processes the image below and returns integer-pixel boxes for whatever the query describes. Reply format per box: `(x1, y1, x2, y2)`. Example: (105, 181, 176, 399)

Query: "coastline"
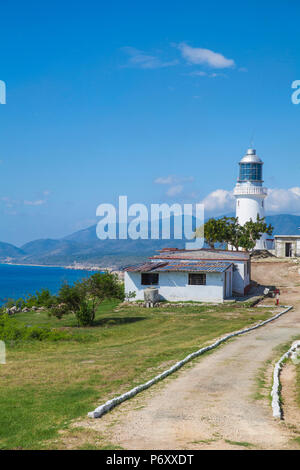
(0, 262, 105, 271)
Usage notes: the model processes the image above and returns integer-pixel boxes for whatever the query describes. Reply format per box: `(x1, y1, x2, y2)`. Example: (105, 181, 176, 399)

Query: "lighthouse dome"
(240, 148, 262, 164)
(238, 148, 263, 182)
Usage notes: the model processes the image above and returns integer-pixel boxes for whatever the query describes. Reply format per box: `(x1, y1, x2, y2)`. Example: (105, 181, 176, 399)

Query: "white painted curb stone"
(88, 305, 293, 419)
(271, 339, 300, 419)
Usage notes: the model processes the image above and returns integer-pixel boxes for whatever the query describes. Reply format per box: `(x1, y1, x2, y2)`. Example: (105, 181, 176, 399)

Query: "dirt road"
(83, 261, 300, 450)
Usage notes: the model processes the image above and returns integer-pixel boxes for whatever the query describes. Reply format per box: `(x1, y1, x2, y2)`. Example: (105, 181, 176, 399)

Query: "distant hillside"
(0, 242, 25, 259)
(0, 213, 299, 268)
(265, 214, 300, 235)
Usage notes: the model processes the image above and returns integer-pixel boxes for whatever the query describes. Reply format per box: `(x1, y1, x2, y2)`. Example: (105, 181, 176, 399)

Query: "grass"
(253, 360, 271, 401)
(0, 300, 275, 449)
(224, 439, 254, 448)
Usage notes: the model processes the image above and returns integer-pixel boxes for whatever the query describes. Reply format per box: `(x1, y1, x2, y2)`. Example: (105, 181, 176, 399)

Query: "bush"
(75, 301, 95, 327)
(50, 272, 125, 326)
(25, 289, 55, 308)
(0, 313, 72, 343)
(4, 298, 25, 310)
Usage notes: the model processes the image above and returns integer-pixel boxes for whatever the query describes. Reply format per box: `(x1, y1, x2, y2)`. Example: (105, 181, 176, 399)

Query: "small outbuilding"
(124, 249, 251, 303)
(274, 235, 300, 258)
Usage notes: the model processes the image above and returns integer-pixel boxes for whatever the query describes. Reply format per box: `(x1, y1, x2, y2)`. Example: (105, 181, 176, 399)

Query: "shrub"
(25, 289, 55, 308)
(50, 272, 125, 326)
(4, 298, 24, 309)
(75, 300, 95, 327)
(0, 313, 72, 343)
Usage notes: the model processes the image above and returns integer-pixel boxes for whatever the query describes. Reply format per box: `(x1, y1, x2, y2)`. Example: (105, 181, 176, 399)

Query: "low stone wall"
(271, 340, 300, 419)
(88, 305, 293, 419)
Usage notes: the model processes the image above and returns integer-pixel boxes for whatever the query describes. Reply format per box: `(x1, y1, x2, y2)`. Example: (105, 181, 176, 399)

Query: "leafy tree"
(75, 299, 95, 327)
(242, 216, 273, 251)
(50, 272, 124, 326)
(222, 217, 243, 251)
(25, 289, 55, 308)
(195, 215, 273, 252)
(196, 217, 228, 249)
(125, 291, 136, 302)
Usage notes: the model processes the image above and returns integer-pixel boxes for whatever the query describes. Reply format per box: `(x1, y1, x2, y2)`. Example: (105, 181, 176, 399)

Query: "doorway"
(285, 242, 292, 257)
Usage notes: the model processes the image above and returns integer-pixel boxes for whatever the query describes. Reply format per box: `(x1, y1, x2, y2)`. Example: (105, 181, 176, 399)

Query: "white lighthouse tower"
(233, 148, 268, 249)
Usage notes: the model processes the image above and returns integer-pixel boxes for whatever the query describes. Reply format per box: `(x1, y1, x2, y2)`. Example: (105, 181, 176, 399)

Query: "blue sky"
(0, 0, 300, 245)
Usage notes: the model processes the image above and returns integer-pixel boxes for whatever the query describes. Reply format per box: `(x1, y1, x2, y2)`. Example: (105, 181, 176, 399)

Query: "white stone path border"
(88, 305, 293, 419)
(271, 339, 300, 419)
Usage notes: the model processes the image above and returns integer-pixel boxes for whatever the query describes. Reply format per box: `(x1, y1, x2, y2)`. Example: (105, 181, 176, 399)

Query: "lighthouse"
(233, 148, 268, 249)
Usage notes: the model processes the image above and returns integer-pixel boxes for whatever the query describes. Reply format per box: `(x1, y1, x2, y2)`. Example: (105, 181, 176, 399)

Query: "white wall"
(125, 271, 227, 303)
(236, 195, 267, 249)
(153, 257, 248, 294)
(236, 195, 265, 225)
(275, 238, 300, 258)
(232, 261, 250, 295)
(224, 269, 233, 298)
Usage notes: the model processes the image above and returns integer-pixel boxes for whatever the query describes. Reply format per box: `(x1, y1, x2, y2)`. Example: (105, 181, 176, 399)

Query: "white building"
(124, 249, 251, 303)
(274, 235, 300, 258)
(233, 148, 268, 249)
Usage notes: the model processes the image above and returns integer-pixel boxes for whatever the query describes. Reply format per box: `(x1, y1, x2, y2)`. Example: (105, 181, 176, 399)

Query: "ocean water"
(0, 264, 98, 304)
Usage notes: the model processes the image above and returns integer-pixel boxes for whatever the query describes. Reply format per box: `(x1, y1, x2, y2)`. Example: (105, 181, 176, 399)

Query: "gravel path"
(81, 262, 300, 450)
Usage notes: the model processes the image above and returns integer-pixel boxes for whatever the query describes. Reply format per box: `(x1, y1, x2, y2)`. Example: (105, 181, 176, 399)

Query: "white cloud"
(188, 71, 208, 77)
(154, 175, 176, 185)
(178, 43, 235, 69)
(154, 175, 194, 185)
(200, 187, 300, 216)
(266, 187, 300, 214)
(122, 47, 178, 69)
(166, 185, 184, 197)
(1, 196, 18, 209)
(202, 189, 235, 214)
(187, 70, 227, 78)
(24, 199, 46, 206)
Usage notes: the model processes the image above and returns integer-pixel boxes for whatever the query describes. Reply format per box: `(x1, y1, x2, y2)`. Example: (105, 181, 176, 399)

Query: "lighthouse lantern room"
(233, 148, 268, 250)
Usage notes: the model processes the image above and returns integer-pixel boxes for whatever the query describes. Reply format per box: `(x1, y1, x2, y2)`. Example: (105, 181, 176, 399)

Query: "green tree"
(195, 215, 273, 252)
(50, 272, 124, 326)
(241, 216, 273, 251)
(197, 217, 228, 249)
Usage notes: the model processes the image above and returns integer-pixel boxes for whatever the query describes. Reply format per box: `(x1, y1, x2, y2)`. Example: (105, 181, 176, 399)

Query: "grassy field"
(0, 300, 275, 450)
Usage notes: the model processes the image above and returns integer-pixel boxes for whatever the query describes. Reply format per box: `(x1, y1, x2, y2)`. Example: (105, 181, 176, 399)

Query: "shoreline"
(0, 262, 105, 271)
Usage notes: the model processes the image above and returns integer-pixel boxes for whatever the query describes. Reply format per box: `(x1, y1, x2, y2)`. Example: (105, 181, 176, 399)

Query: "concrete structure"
(124, 249, 251, 303)
(274, 235, 300, 258)
(233, 148, 268, 249)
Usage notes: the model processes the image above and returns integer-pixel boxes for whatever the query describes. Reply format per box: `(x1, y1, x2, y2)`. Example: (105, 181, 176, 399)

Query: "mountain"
(265, 214, 300, 235)
(0, 242, 25, 259)
(0, 214, 299, 268)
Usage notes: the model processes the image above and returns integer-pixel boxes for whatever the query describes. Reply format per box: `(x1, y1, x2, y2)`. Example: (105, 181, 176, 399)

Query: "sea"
(0, 264, 98, 305)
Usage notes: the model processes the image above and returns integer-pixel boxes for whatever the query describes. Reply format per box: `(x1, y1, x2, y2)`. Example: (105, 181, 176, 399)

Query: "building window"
(141, 273, 159, 285)
(188, 273, 206, 285)
(239, 163, 262, 181)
